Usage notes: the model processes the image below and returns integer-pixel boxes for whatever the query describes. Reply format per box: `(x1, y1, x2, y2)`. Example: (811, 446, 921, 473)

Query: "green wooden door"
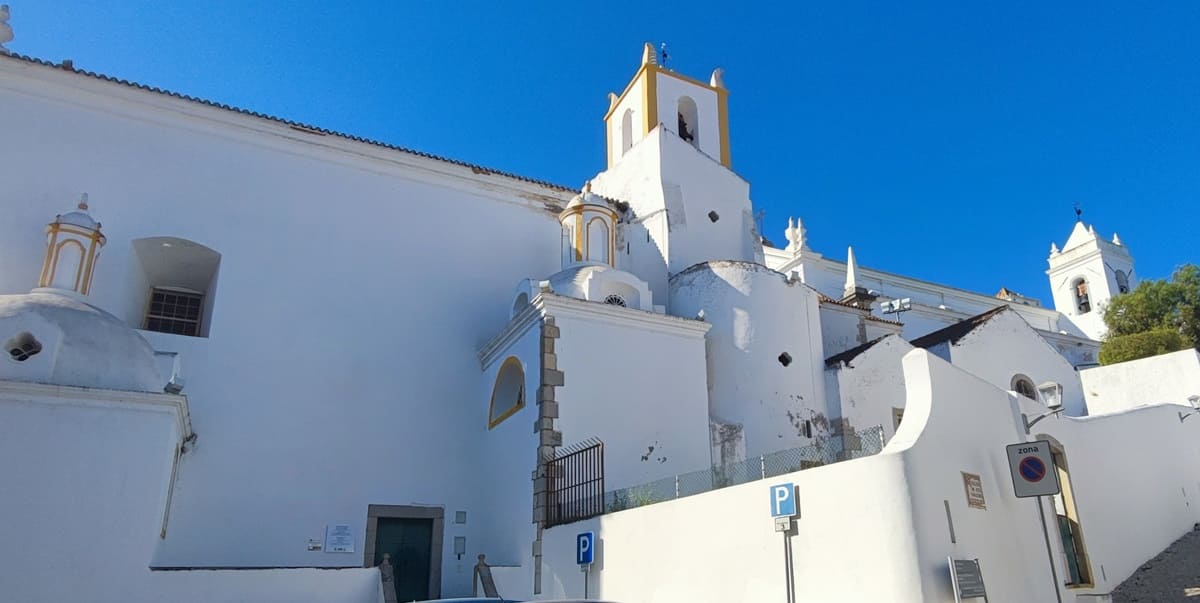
(374, 518, 434, 601)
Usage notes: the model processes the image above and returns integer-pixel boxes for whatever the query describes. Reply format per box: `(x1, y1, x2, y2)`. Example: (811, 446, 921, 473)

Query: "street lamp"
(1178, 395, 1200, 423)
(1022, 382, 1065, 434)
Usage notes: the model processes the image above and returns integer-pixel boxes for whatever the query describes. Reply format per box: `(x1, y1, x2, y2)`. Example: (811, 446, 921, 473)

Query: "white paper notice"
(325, 524, 355, 553)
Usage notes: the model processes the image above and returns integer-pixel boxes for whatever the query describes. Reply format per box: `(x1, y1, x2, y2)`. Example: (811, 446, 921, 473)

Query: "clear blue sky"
(8, 2, 1198, 303)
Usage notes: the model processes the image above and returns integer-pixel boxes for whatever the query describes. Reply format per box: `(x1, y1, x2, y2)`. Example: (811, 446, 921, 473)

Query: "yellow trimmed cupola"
(604, 42, 731, 168)
(37, 194, 106, 296)
(559, 181, 618, 269)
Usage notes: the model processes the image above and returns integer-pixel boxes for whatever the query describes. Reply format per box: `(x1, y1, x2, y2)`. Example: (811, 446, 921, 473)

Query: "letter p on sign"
(770, 482, 797, 517)
(576, 531, 594, 565)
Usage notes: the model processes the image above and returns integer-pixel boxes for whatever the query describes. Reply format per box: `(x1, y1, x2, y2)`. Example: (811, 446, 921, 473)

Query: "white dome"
(0, 292, 163, 392)
(55, 210, 99, 229)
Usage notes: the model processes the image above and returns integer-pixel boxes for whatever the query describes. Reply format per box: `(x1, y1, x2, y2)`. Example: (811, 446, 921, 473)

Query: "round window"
(604, 294, 627, 307)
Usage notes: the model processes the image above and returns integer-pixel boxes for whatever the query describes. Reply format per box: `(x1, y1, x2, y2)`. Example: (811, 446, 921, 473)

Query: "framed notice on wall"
(325, 523, 355, 553)
(961, 472, 986, 510)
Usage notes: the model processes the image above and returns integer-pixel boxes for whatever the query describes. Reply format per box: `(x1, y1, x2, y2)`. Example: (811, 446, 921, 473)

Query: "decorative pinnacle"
(1050, 242, 1060, 256)
(1112, 232, 1122, 246)
(77, 193, 89, 211)
(710, 68, 725, 89)
(582, 181, 592, 194)
(641, 42, 657, 66)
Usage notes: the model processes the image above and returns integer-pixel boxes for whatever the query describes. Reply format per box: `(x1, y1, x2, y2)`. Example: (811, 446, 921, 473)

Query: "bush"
(1099, 329, 1189, 365)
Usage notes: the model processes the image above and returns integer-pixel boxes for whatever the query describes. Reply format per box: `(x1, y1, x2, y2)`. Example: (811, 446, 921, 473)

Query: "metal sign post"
(576, 531, 594, 599)
(1006, 441, 1063, 603)
(769, 483, 799, 603)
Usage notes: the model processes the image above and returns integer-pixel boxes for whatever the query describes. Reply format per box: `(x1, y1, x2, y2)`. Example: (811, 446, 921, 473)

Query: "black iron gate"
(545, 439, 604, 527)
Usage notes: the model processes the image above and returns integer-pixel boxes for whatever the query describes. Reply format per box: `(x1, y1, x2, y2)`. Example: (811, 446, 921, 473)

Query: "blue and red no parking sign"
(1005, 440, 1061, 498)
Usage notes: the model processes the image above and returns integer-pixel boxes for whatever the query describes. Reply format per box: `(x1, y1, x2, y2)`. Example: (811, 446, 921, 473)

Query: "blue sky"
(8, 2, 1198, 302)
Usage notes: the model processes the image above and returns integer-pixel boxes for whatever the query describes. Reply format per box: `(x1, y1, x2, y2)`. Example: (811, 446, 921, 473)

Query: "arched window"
(1072, 278, 1091, 314)
(620, 108, 634, 155)
(50, 240, 85, 291)
(1044, 440, 1093, 586)
(488, 357, 525, 429)
(677, 96, 698, 147)
(1012, 375, 1038, 400)
(1115, 270, 1130, 294)
(587, 218, 610, 265)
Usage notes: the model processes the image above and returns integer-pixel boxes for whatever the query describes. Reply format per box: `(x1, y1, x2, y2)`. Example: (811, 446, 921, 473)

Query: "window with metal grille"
(144, 288, 204, 336)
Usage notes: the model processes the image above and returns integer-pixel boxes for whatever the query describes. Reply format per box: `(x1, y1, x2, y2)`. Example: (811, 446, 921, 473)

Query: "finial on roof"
(1088, 224, 1096, 235)
(784, 216, 808, 255)
(1050, 242, 1060, 256)
(607, 92, 619, 109)
(710, 68, 725, 88)
(641, 43, 657, 66)
(77, 193, 89, 211)
(844, 246, 859, 297)
(1112, 232, 1122, 246)
(582, 181, 592, 194)
(0, 5, 13, 52)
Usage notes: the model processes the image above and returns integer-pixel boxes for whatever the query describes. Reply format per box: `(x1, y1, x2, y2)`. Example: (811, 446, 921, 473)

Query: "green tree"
(1100, 264, 1200, 364)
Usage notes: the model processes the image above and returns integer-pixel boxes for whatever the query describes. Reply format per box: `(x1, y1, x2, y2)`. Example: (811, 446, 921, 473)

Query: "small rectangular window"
(144, 288, 203, 337)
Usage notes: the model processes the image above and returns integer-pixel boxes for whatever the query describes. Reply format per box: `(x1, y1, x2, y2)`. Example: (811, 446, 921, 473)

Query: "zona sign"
(1005, 440, 1061, 498)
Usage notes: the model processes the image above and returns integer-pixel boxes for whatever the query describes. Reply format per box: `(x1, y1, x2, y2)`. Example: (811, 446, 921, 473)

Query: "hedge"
(1099, 329, 1190, 366)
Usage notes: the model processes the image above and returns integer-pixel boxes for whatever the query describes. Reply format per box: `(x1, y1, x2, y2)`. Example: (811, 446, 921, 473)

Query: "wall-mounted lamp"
(1178, 395, 1200, 423)
(1022, 382, 1065, 434)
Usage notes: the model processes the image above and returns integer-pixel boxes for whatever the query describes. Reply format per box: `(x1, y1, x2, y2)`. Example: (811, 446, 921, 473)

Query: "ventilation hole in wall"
(5, 332, 42, 362)
(708, 210, 720, 223)
(604, 294, 627, 307)
(778, 352, 792, 367)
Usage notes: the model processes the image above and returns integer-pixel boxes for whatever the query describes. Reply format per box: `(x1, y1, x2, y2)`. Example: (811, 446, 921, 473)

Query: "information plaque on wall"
(325, 524, 355, 553)
(949, 557, 987, 601)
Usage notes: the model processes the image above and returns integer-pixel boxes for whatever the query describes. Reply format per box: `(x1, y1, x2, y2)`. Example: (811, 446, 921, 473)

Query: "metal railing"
(546, 439, 605, 528)
(605, 426, 885, 513)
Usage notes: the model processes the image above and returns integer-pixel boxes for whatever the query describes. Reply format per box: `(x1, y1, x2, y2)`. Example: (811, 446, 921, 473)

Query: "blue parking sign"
(770, 483, 797, 517)
(576, 531, 594, 565)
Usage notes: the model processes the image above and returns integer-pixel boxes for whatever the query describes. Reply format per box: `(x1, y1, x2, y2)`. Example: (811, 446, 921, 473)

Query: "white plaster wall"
(592, 128, 758, 301)
(0, 59, 569, 597)
(1079, 349, 1200, 414)
(944, 309, 1087, 416)
(0, 391, 175, 602)
(538, 452, 925, 602)
(654, 73, 722, 161)
(1033, 400, 1200, 594)
(143, 569, 381, 603)
(817, 303, 868, 359)
(670, 262, 827, 459)
(826, 335, 914, 441)
(478, 322, 542, 567)
(551, 302, 711, 491)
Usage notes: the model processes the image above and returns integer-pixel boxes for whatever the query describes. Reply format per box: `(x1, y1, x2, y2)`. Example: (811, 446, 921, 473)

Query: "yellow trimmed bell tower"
(603, 43, 731, 169)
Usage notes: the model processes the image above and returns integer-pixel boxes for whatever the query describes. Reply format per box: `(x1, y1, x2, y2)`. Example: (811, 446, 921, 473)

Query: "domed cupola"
(37, 194, 106, 296)
(559, 182, 618, 269)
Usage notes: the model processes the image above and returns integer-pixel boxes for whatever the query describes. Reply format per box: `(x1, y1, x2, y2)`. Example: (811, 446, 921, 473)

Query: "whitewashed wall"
(670, 261, 827, 459)
(537, 350, 1200, 602)
(550, 296, 712, 491)
(825, 335, 914, 441)
(592, 128, 759, 308)
(1079, 349, 1200, 414)
(0, 58, 569, 597)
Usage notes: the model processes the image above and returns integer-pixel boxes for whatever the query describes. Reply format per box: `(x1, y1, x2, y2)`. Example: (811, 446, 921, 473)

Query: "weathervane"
(660, 43, 669, 67)
(1074, 202, 1083, 222)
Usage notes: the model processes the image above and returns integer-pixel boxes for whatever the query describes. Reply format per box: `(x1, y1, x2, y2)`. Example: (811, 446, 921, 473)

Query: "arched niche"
(677, 96, 699, 147)
(488, 356, 525, 429)
(620, 108, 634, 155)
(132, 237, 222, 337)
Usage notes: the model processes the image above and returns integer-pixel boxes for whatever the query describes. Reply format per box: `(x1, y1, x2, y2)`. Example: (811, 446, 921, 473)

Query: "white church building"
(1, 30, 1198, 603)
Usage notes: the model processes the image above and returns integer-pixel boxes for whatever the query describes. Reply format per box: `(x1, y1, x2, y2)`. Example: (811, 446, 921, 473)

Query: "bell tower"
(603, 43, 731, 169)
(1047, 220, 1136, 340)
